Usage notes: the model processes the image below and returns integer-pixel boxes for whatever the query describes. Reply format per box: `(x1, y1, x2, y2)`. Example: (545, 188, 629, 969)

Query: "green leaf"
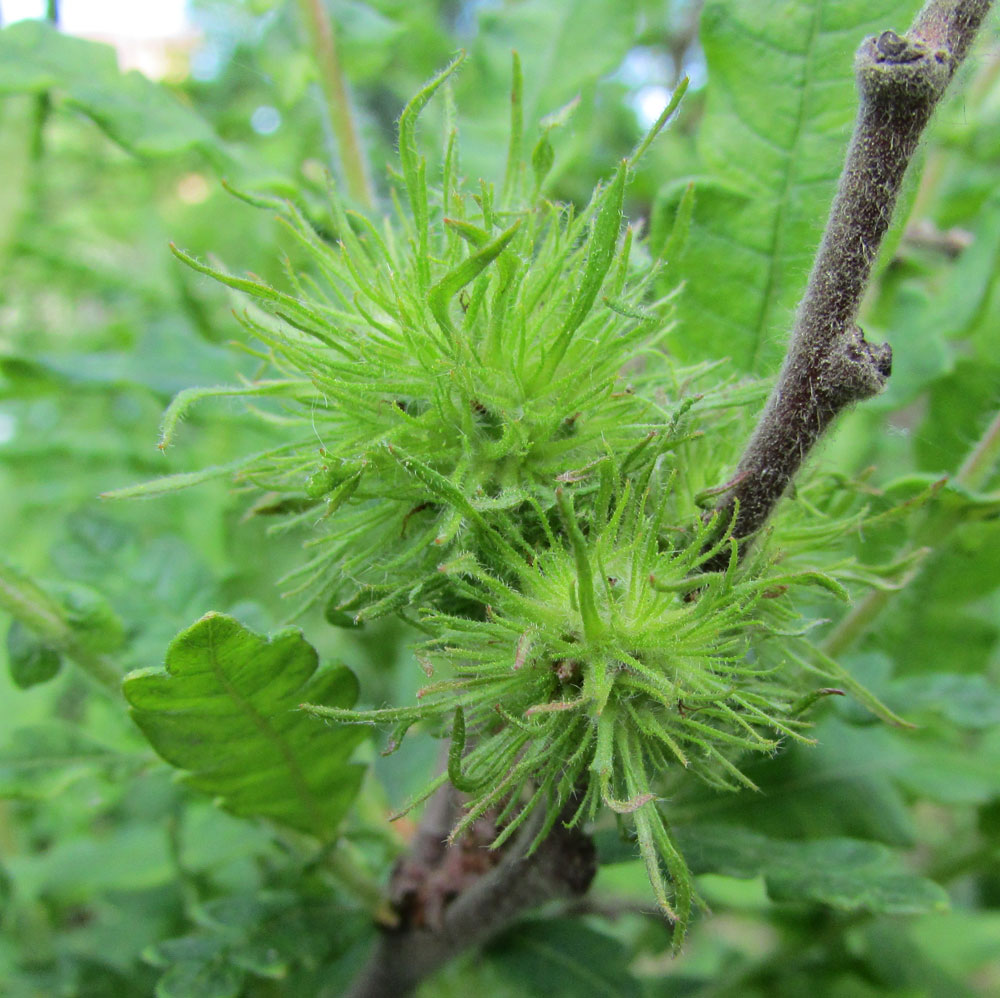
(676, 717, 916, 846)
(910, 910, 1000, 985)
(0, 557, 121, 691)
(490, 919, 642, 998)
(0, 96, 35, 264)
(0, 723, 134, 799)
(874, 520, 1000, 676)
(472, 0, 640, 127)
(143, 894, 370, 998)
(6, 619, 62, 689)
(765, 845, 948, 915)
(887, 673, 1000, 730)
(0, 20, 231, 166)
(672, 0, 921, 372)
(48, 581, 126, 655)
(0, 555, 73, 642)
(335, 1, 407, 82)
(154, 955, 243, 998)
(6, 821, 174, 899)
(873, 194, 1000, 409)
(680, 825, 949, 915)
(915, 359, 1000, 477)
(892, 734, 1000, 805)
(123, 614, 367, 840)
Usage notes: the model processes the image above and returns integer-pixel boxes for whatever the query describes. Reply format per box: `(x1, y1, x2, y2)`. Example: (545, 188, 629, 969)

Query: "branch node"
(707, 0, 994, 557)
(820, 327, 892, 406)
(857, 31, 952, 105)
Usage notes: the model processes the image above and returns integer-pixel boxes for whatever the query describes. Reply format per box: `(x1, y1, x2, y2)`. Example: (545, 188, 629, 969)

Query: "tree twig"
(295, 0, 374, 209)
(902, 218, 973, 256)
(345, 789, 595, 998)
(706, 0, 995, 568)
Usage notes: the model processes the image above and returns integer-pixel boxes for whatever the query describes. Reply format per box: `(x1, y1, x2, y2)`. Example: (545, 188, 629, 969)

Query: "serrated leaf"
(491, 919, 642, 998)
(123, 614, 367, 840)
(675, 717, 916, 846)
(672, 0, 921, 372)
(679, 825, 949, 915)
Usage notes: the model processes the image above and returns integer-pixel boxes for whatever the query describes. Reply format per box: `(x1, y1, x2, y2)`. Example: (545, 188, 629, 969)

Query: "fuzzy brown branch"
(706, 0, 994, 565)
(344, 788, 596, 998)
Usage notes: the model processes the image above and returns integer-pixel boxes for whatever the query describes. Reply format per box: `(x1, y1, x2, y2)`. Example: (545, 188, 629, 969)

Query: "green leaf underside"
(671, 0, 921, 372)
(0, 723, 137, 799)
(0, 19, 231, 165)
(679, 824, 949, 915)
(491, 919, 642, 998)
(123, 614, 366, 840)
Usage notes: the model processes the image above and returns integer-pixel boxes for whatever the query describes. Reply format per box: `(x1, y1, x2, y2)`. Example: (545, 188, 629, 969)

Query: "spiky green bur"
(156, 56, 691, 623)
(145, 56, 910, 943)
(307, 440, 906, 944)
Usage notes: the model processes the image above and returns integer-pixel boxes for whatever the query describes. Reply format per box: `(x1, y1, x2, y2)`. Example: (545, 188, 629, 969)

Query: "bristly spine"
(146, 55, 909, 945)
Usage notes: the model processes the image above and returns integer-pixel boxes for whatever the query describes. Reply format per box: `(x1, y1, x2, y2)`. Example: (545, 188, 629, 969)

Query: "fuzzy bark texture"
(344, 789, 596, 998)
(706, 0, 995, 566)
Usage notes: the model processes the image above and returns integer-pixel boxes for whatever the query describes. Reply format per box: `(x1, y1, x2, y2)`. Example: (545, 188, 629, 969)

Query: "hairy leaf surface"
(124, 614, 366, 840)
(680, 825, 949, 915)
(668, 0, 920, 372)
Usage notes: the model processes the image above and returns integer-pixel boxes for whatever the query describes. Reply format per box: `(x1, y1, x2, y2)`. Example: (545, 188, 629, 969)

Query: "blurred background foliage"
(0, 1, 998, 996)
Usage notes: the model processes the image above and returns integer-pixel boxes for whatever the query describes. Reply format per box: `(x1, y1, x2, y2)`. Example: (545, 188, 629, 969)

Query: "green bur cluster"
(142, 55, 904, 943)
(315, 471, 865, 938)
(158, 53, 691, 624)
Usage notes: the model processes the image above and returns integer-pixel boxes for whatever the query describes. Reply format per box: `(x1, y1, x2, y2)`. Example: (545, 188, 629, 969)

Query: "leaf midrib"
(205, 622, 326, 836)
(514, 937, 626, 996)
(749, 1, 823, 371)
